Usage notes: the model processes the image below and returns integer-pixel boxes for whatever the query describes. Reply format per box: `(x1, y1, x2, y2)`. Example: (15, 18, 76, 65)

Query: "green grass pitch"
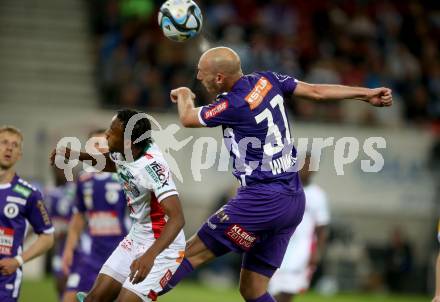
(20, 278, 429, 302)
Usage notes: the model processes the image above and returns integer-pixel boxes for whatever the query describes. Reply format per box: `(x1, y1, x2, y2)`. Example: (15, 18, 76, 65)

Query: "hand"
(366, 87, 393, 107)
(129, 253, 155, 284)
(61, 249, 73, 275)
(432, 296, 440, 302)
(49, 147, 71, 166)
(0, 258, 20, 275)
(170, 87, 195, 103)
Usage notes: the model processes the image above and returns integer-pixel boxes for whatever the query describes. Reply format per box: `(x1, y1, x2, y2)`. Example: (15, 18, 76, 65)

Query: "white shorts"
(268, 268, 310, 295)
(100, 236, 184, 302)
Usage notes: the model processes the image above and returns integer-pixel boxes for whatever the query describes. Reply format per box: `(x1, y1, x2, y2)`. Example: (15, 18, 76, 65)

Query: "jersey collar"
(0, 174, 19, 190)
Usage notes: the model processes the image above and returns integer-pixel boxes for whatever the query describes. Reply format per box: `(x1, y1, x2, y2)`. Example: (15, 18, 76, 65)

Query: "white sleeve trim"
(198, 107, 207, 126)
(157, 190, 179, 202)
(42, 227, 55, 234)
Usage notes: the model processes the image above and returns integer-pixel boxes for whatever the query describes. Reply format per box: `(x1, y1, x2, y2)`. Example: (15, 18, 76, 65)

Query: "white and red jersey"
(110, 143, 185, 248)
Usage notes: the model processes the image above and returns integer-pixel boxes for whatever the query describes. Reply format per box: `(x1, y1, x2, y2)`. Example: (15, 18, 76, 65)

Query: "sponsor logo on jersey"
(120, 237, 133, 251)
(207, 219, 217, 230)
(118, 169, 141, 198)
(12, 184, 32, 198)
(225, 224, 258, 251)
(146, 161, 169, 188)
(159, 269, 173, 289)
(88, 211, 122, 236)
(6, 196, 27, 206)
(245, 76, 273, 110)
(204, 100, 229, 120)
(36, 200, 52, 226)
(215, 207, 229, 223)
(0, 227, 14, 255)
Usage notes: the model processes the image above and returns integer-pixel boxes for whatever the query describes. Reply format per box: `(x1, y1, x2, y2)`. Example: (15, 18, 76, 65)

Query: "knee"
(239, 277, 268, 300)
(240, 282, 260, 300)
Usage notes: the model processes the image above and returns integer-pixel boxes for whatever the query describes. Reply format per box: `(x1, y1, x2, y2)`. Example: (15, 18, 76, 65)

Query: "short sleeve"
(311, 188, 330, 226)
(25, 190, 54, 235)
(198, 98, 238, 127)
(268, 72, 298, 96)
(144, 158, 178, 202)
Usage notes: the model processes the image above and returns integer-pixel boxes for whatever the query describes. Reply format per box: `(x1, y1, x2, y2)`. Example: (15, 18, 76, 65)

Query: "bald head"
(199, 47, 242, 76)
(197, 47, 244, 94)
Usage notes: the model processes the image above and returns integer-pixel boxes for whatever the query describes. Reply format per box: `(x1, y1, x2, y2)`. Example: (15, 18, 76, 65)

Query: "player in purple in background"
(61, 129, 128, 302)
(0, 126, 54, 302)
(161, 47, 393, 302)
(45, 166, 77, 299)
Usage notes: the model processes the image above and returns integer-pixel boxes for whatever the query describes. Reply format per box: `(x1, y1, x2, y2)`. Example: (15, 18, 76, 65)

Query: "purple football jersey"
(0, 175, 54, 258)
(0, 175, 54, 301)
(198, 71, 301, 191)
(45, 183, 76, 257)
(75, 172, 127, 266)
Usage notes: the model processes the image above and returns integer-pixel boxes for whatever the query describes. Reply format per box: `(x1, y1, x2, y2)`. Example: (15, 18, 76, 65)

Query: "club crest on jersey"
(145, 161, 169, 188)
(245, 77, 273, 110)
(204, 100, 228, 120)
(3, 203, 19, 219)
(225, 224, 258, 251)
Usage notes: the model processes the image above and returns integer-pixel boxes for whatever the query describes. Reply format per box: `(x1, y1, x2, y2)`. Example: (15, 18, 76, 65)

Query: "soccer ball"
(158, 0, 203, 42)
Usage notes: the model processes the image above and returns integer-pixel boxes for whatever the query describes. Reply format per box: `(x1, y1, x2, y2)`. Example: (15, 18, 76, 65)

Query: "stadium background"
(0, 0, 438, 301)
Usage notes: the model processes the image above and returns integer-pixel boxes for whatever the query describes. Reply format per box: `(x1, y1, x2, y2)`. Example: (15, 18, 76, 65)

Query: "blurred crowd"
(87, 0, 440, 126)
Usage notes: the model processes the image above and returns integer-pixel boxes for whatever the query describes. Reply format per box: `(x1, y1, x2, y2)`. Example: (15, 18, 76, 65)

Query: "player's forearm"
(64, 213, 85, 253)
(304, 84, 370, 102)
(21, 233, 54, 263)
(78, 151, 116, 172)
(144, 214, 185, 259)
(176, 96, 196, 126)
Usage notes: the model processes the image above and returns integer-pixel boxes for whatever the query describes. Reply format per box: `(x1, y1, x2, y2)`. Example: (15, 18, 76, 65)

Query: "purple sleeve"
(268, 72, 298, 96)
(25, 190, 54, 234)
(198, 98, 239, 127)
(75, 181, 86, 213)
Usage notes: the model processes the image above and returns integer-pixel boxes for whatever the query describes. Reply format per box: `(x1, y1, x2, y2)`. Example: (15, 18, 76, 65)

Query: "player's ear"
(216, 73, 224, 84)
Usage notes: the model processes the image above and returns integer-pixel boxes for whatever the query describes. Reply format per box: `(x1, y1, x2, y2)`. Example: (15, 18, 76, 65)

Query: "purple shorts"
(198, 185, 305, 277)
(0, 268, 22, 302)
(65, 254, 102, 292)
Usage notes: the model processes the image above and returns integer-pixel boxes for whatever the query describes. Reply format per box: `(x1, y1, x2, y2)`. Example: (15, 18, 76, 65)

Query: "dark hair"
(116, 109, 152, 151)
(88, 128, 107, 139)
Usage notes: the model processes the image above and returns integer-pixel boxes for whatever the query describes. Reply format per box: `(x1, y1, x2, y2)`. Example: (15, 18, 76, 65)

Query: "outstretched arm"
(170, 87, 203, 128)
(49, 148, 116, 172)
(294, 81, 393, 107)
